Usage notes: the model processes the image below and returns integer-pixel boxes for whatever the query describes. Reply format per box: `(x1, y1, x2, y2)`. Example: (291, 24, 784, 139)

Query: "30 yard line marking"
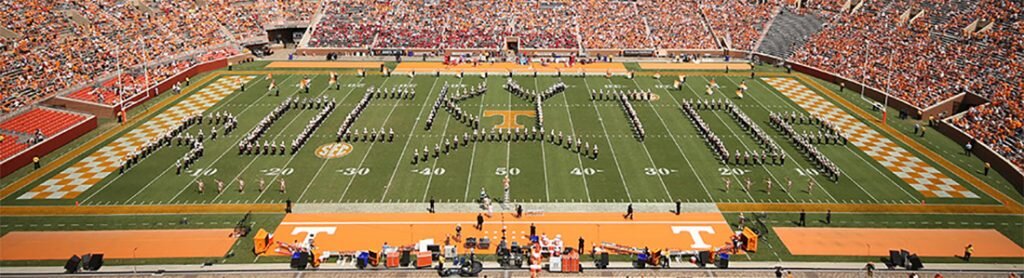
(600, 77, 671, 200)
(167, 75, 299, 202)
(213, 75, 334, 202)
(556, 77, 592, 202)
(743, 78, 884, 203)
(633, 78, 715, 202)
(295, 76, 380, 202)
(419, 77, 465, 202)
(377, 77, 446, 202)
(580, 77, 632, 201)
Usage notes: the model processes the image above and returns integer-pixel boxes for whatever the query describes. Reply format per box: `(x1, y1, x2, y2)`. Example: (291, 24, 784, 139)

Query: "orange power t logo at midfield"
(483, 110, 536, 129)
(315, 143, 353, 159)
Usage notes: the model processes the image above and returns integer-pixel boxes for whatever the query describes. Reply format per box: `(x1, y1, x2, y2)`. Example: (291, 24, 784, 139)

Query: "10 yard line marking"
(556, 77, 592, 202)
(419, 77, 465, 202)
(749, 78, 909, 203)
(378, 77, 446, 202)
(633, 78, 715, 202)
(167, 75, 299, 202)
(601, 77, 672, 200)
(86, 76, 263, 203)
(580, 77, 632, 202)
(213, 76, 334, 202)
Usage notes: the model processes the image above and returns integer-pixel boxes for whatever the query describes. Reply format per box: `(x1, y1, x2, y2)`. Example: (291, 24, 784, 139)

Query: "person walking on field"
(476, 213, 484, 230)
(963, 244, 973, 261)
(624, 204, 634, 220)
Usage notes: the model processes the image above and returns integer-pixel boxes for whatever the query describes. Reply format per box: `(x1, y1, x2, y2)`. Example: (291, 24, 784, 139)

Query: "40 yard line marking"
(556, 77, 592, 202)
(213, 75, 334, 202)
(580, 77, 632, 201)
(377, 77, 446, 202)
(419, 77, 465, 202)
(167, 75, 299, 202)
(634, 78, 715, 202)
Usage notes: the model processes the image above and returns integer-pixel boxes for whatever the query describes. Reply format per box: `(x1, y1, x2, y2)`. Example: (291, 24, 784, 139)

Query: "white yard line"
(750, 79, 906, 202)
(212, 76, 334, 202)
(376, 77, 445, 202)
(631, 78, 715, 202)
(532, 77, 552, 202)
(689, 77, 805, 202)
(579, 77, 632, 201)
(87, 76, 269, 203)
(294, 76, 387, 202)
(167, 75, 299, 202)
(419, 78, 465, 202)
(556, 77, 592, 202)
(600, 77, 672, 201)
(463, 79, 490, 201)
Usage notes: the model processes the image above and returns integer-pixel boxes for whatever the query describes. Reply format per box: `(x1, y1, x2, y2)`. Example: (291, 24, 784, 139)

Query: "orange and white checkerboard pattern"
(19, 76, 254, 200)
(763, 78, 977, 198)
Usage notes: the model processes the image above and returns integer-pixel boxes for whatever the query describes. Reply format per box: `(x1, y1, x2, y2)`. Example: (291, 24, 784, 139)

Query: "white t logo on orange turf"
(672, 226, 715, 249)
(483, 110, 536, 129)
(291, 227, 337, 237)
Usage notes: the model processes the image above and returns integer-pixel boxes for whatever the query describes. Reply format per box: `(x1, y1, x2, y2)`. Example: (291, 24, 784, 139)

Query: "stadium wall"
(0, 109, 97, 178)
(937, 118, 1024, 193)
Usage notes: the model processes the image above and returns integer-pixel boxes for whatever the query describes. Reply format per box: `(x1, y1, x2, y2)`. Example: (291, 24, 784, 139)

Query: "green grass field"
(2, 64, 1016, 207)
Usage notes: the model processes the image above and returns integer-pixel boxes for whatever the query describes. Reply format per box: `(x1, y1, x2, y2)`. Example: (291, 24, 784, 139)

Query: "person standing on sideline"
(675, 199, 681, 215)
(963, 244, 973, 261)
(984, 162, 991, 176)
(476, 213, 484, 230)
(516, 204, 523, 218)
(799, 210, 806, 227)
(33, 156, 40, 169)
(429, 197, 436, 213)
(826, 209, 832, 224)
(624, 204, 634, 220)
(965, 141, 973, 156)
(578, 237, 585, 254)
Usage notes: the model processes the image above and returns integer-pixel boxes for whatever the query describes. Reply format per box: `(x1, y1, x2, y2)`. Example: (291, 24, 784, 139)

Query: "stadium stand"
(0, 108, 88, 138)
(0, 135, 29, 159)
(756, 8, 825, 59)
(699, 0, 778, 50)
(639, 0, 716, 49)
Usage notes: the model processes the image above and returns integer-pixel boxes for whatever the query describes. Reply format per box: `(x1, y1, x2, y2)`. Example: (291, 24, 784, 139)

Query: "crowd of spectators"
(640, 0, 716, 49)
(512, 1, 579, 49)
(952, 86, 1024, 169)
(699, 0, 777, 50)
(577, 0, 650, 49)
(308, 0, 385, 48)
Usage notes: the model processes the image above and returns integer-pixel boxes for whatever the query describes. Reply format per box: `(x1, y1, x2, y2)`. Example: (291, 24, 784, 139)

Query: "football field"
(2, 65, 1018, 209)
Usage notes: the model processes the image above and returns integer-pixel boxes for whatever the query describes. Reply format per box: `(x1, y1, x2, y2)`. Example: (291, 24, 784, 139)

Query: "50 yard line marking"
(580, 77, 631, 202)
(419, 77, 465, 202)
(377, 77, 447, 202)
(633, 78, 715, 202)
(166, 75, 299, 202)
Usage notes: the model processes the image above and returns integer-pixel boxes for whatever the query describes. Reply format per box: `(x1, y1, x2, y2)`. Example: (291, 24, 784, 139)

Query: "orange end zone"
(775, 227, 1024, 258)
(392, 62, 628, 74)
(0, 229, 237, 260)
(266, 61, 383, 69)
(639, 63, 751, 71)
(270, 212, 734, 255)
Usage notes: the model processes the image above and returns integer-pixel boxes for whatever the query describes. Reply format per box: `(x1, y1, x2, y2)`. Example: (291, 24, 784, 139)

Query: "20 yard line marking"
(580, 77, 631, 201)
(213, 76, 334, 202)
(167, 75, 299, 202)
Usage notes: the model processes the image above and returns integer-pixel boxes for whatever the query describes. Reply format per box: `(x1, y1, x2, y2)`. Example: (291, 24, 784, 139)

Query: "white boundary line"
(462, 78, 490, 201)
(600, 77, 673, 201)
(579, 77, 632, 201)
(377, 77, 446, 201)
(556, 77, 593, 202)
(532, 77, 552, 202)
(419, 77, 465, 202)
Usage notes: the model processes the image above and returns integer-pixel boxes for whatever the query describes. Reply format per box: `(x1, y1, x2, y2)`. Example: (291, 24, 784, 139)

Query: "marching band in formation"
(411, 127, 598, 165)
(681, 99, 730, 164)
(503, 79, 566, 103)
(240, 97, 334, 156)
(290, 96, 336, 154)
(618, 94, 646, 142)
(336, 89, 374, 142)
(425, 84, 450, 130)
(589, 88, 654, 102)
(770, 113, 843, 181)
